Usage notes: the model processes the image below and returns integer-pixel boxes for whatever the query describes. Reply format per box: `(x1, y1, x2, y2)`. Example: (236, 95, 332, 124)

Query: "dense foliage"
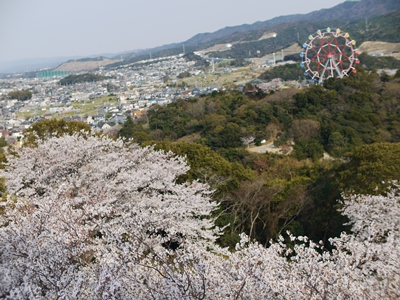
(259, 63, 304, 81)
(142, 140, 254, 192)
(7, 89, 32, 100)
(344, 10, 400, 44)
(339, 142, 400, 195)
(177, 70, 191, 78)
(2, 9, 400, 298)
(358, 52, 400, 70)
(22, 119, 91, 147)
(126, 68, 400, 157)
(183, 52, 210, 68)
(59, 73, 109, 85)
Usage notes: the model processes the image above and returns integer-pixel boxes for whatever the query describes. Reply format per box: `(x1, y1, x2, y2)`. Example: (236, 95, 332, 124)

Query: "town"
(0, 51, 295, 142)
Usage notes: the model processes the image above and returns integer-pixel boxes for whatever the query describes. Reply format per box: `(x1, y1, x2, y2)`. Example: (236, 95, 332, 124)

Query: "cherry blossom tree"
(0, 134, 399, 299)
(213, 189, 400, 299)
(0, 134, 219, 298)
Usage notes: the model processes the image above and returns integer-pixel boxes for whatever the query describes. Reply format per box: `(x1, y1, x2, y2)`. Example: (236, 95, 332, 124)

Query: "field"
(175, 65, 266, 87)
(55, 58, 120, 72)
(16, 95, 119, 119)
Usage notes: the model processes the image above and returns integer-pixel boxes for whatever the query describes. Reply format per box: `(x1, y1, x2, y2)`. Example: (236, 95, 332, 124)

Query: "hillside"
(108, 9, 400, 70)
(358, 41, 400, 58)
(201, 10, 400, 59)
(126, 69, 400, 157)
(139, 0, 400, 51)
(55, 57, 120, 72)
(115, 68, 400, 247)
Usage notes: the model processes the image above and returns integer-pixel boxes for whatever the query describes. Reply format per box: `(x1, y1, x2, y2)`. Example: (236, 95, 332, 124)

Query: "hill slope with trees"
(115, 68, 400, 247)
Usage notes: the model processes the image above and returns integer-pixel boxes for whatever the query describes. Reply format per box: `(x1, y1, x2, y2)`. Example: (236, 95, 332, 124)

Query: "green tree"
(259, 63, 304, 81)
(118, 116, 152, 143)
(293, 139, 324, 161)
(59, 73, 108, 85)
(177, 71, 191, 78)
(145, 140, 253, 191)
(23, 119, 91, 147)
(118, 116, 136, 139)
(7, 89, 32, 100)
(0, 137, 7, 148)
(339, 142, 400, 195)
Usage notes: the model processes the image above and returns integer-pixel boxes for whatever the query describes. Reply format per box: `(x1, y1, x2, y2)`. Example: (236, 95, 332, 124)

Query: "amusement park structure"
(300, 28, 360, 83)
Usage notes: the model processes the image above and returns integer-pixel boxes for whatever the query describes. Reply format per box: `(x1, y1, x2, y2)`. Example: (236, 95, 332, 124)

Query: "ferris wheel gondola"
(300, 28, 359, 83)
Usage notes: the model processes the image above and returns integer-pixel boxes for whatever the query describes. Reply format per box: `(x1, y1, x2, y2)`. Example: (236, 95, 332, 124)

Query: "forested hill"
(122, 68, 400, 159)
(201, 11, 400, 59)
(116, 68, 400, 246)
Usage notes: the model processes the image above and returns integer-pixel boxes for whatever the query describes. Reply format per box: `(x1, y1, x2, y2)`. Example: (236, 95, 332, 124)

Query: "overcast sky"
(0, 0, 345, 64)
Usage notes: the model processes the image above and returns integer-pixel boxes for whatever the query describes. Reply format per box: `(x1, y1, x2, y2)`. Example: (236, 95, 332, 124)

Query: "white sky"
(0, 0, 345, 63)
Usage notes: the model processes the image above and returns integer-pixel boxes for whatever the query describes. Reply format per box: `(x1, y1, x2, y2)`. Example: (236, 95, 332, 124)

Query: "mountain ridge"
(3, 0, 399, 74)
(115, 0, 399, 63)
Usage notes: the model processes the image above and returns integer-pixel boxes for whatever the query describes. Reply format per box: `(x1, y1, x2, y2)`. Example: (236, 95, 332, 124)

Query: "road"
(248, 142, 287, 154)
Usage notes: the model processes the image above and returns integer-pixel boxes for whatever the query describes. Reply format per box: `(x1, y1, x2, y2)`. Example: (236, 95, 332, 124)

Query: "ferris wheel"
(300, 27, 359, 83)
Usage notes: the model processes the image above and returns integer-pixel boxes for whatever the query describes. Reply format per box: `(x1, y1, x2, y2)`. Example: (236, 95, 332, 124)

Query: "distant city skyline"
(0, 0, 344, 64)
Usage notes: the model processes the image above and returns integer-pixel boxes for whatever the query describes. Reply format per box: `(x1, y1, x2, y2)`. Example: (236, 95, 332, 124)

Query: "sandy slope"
(55, 58, 120, 72)
(358, 41, 400, 58)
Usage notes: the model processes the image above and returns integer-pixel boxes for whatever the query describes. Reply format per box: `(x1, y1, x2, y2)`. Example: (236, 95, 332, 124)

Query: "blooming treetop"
(0, 134, 218, 298)
(0, 134, 399, 299)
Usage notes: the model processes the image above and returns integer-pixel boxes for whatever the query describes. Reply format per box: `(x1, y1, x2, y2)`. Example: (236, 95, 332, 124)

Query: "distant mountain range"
(2, 0, 399, 74)
(114, 1, 400, 67)
(0, 52, 129, 75)
(179, 0, 400, 47)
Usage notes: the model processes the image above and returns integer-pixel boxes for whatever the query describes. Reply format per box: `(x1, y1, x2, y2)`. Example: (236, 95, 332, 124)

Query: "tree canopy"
(22, 119, 91, 147)
(259, 63, 304, 81)
(339, 142, 400, 195)
(59, 73, 109, 85)
(7, 89, 32, 101)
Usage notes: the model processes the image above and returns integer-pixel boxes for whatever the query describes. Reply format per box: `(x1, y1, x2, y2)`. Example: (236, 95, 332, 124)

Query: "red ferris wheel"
(300, 27, 360, 83)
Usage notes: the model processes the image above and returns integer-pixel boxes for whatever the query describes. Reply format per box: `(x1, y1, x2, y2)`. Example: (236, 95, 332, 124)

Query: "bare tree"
(265, 123, 281, 141)
(289, 119, 320, 141)
(240, 135, 255, 148)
